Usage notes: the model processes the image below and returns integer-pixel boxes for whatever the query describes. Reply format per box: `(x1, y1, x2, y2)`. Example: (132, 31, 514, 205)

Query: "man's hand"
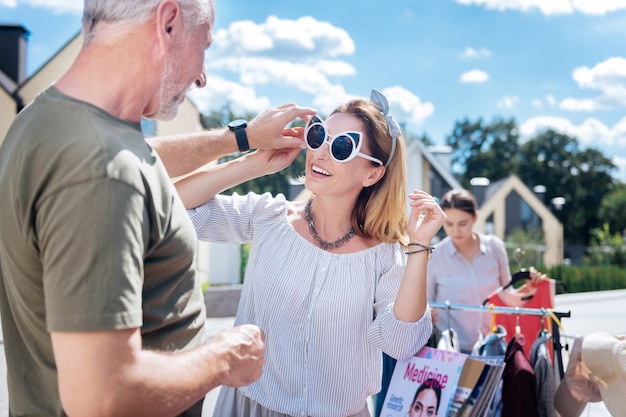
(247, 103, 316, 150)
(52, 325, 266, 417)
(210, 324, 266, 387)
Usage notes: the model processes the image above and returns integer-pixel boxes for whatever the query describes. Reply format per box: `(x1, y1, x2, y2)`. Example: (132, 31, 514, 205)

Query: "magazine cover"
(381, 347, 468, 417)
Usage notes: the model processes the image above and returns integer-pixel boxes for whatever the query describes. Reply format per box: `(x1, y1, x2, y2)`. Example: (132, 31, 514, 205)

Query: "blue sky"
(3, 0, 626, 182)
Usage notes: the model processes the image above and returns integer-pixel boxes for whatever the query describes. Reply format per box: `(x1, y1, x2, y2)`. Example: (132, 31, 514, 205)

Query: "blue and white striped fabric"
(189, 192, 432, 417)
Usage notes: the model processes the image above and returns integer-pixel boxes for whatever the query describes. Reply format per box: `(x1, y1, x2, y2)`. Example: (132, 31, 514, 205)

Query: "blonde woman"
(176, 90, 445, 417)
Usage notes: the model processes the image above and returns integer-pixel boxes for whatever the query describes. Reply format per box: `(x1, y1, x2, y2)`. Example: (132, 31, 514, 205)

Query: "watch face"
(229, 119, 247, 129)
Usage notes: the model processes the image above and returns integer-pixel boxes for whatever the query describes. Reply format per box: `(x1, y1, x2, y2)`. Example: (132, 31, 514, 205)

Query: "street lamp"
(551, 196, 566, 210)
(533, 185, 547, 203)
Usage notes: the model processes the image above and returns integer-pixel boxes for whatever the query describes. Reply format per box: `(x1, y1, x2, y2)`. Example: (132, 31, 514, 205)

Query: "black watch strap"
(234, 128, 249, 152)
(229, 119, 249, 152)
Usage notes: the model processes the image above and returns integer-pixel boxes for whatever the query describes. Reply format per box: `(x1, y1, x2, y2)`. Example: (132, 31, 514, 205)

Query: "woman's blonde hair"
(331, 99, 408, 246)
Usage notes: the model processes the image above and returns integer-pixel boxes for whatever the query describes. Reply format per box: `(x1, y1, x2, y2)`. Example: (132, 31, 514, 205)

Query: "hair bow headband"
(370, 89, 400, 168)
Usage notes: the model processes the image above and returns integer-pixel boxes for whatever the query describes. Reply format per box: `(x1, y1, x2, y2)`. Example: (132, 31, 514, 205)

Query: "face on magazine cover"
(409, 385, 440, 417)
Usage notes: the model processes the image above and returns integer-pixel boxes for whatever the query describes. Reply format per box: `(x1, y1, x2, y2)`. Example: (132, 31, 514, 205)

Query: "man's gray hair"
(82, 0, 213, 43)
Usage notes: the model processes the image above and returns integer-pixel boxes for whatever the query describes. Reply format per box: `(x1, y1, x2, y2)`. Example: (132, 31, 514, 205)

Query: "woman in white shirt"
(427, 189, 511, 353)
(175, 89, 445, 417)
(427, 189, 547, 353)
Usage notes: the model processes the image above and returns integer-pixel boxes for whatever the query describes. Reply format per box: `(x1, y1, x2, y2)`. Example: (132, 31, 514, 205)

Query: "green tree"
(517, 130, 616, 244)
(445, 119, 617, 246)
(445, 117, 519, 188)
(598, 182, 626, 235)
(586, 223, 626, 267)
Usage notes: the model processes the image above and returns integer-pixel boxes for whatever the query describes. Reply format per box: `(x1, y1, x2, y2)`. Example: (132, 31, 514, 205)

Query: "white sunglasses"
(304, 115, 383, 166)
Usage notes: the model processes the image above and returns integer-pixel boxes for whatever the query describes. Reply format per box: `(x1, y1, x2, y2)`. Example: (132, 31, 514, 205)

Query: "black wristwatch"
(228, 119, 249, 152)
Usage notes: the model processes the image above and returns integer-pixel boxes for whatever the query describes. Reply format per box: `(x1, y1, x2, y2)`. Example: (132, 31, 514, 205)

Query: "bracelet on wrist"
(405, 242, 434, 259)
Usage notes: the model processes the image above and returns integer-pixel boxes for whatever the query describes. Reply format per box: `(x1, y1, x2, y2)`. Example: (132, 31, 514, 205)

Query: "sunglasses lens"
(330, 134, 355, 161)
(306, 123, 326, 149)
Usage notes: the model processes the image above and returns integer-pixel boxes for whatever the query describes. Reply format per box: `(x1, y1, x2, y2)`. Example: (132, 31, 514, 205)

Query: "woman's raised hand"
(407, 190, 446, 244)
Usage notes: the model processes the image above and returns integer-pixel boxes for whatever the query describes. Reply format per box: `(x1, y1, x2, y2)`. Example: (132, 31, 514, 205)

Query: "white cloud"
(559, 57, 626, 112)
(206, 56, 350, 96)
(460, 69, 489, 83)
(0, 0, 17, 7)
(382, 86, 435, 126)
(497, 95, 520, 109)
(613, 156, 626, 182)
(188, 76, 270, 116)
(460, 47, 491, 59)
(573, 57, 626, 97)
(456, 0, 626, 16)
(518, 115, 625, 148)
(559, 97, 598, 112)
(210, 15, 354, 59)
(202, 15, 361, 116)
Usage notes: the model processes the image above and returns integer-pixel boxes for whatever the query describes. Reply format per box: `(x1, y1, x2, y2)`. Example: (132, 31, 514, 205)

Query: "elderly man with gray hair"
(0, 1, 315, 416)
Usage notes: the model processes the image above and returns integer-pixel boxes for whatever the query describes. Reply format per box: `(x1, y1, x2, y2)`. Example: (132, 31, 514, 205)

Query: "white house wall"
(406, 142, 426, 196)
(207, 243, 242, 285)
(0, 89, 14, 143)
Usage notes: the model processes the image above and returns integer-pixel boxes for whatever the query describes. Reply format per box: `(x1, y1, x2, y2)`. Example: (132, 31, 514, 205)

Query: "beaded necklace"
(304, 199, 356, 250)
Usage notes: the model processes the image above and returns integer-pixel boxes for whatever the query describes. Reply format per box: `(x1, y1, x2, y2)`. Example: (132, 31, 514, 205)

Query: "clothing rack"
(430, 301, 571, 379)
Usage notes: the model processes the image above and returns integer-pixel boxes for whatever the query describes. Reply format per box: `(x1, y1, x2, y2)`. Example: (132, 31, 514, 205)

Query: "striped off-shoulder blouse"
(189, 192, 431, 417)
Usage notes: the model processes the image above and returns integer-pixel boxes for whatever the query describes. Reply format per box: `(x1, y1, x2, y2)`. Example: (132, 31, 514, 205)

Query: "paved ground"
(1, 289, 625, 416)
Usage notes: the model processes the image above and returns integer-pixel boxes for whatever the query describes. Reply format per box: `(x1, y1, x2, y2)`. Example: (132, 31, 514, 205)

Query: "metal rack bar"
(430, 301, 570, 318)
(430, 300, 572, 379)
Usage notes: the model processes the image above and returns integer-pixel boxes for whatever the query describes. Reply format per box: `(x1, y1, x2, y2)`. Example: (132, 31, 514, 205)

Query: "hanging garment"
(438, 327, 461, 352)
(502, 336, 540, 417)
(486, 279, 556, 360)
(473, 325, 508, 357)
(530, 333, 556, 417)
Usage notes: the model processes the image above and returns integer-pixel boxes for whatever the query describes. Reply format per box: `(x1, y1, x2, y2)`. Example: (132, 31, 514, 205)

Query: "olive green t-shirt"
(0, 87, 206, 416)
